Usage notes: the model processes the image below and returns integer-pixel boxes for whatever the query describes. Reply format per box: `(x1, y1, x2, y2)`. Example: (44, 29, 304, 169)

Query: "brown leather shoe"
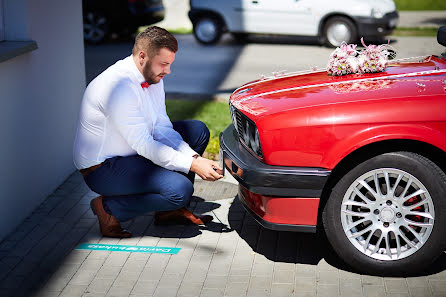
(90, 196, 132, 238)
(155, 207, 213, 225)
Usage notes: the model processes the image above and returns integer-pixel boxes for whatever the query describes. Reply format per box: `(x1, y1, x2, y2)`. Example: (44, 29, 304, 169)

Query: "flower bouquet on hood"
(327, 38, 396, 76)
(326, 42, 360, 76)
(358, 38, 396, 73)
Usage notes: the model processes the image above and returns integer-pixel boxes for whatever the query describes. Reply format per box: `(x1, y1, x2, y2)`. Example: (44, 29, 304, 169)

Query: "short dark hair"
(132, 26, 178, 57)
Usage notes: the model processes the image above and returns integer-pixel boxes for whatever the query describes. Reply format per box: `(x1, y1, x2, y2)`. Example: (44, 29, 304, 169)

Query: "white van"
(188, 0, 399, 47)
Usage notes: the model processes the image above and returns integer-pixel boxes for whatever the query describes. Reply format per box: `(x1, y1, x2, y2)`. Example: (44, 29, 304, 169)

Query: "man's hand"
(190, 157, 223, 181)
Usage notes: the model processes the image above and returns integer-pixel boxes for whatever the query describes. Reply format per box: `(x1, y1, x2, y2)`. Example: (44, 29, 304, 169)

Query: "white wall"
(0, 0, 85, 240)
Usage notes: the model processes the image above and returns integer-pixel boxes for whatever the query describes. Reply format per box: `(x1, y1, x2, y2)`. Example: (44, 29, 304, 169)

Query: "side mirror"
(438, 26, 446, 47)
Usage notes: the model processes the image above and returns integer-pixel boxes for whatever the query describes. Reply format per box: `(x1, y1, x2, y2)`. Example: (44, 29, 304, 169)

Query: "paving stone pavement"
(1, 171, 446, 297)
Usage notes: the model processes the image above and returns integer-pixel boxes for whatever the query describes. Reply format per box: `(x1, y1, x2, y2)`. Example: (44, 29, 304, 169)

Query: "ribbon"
(340, 42, 357, 55)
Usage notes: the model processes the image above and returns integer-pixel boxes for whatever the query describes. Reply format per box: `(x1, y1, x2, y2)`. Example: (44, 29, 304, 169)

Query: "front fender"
(322, 123, 446, 169)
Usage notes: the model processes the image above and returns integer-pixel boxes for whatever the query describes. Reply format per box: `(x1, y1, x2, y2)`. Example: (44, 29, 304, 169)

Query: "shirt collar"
(126, 55, 146, 86)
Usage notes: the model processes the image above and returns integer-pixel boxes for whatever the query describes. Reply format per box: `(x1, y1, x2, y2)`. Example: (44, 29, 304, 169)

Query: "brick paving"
(0, 171, 446, 297)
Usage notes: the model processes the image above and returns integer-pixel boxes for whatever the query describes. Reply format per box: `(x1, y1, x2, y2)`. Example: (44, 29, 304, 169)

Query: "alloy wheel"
(326, 22, 352, 47)
(195, 18, 219, 44)
(341, 168, 435, 261)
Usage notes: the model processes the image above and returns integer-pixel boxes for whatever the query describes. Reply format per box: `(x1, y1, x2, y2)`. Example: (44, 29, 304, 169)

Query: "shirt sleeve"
(106, 82, 194, 173)
(154, 116, 199, 157)
(152, 81, 199, 157)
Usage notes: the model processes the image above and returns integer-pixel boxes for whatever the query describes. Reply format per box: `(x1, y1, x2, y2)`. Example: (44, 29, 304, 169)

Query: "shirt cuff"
(173, 153, 195, 174)
(178, 142, 198, 158)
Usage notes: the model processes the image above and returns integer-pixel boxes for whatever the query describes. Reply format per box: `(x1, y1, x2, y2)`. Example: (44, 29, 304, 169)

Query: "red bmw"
(220, 27, 446, 275)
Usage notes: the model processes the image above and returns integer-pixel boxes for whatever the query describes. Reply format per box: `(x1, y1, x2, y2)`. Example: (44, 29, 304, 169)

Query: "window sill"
(0, 40, 38, 63)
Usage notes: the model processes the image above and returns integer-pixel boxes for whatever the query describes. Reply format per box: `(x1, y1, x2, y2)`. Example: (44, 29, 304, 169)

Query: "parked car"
(219, 27, 446, 275)
(188, 0, 399, 47)
(83, 0, 165, 44)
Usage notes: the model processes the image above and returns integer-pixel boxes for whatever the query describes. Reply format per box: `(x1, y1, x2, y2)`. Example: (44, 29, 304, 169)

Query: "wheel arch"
(318, 13, 358, 42)
(317, 139, 446, 228)
(189, 9, 227, 31)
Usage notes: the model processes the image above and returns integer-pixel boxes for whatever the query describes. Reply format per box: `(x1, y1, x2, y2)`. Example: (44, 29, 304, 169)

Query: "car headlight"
(371, 8, 384, 18)
(243, 121, 250, 145)
(250, 129, 261, 154)
(243, 121, 262, 157)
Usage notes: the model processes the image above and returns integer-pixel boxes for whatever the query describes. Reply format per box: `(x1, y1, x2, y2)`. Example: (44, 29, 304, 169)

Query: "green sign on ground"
(76, 243, 181, 254)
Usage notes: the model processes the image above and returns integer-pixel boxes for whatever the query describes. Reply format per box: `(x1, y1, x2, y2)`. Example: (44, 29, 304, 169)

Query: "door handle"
(252, 0, 258, 4)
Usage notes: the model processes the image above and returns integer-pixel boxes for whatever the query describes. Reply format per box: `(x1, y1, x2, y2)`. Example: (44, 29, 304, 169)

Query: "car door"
(241, 0, 316, 35)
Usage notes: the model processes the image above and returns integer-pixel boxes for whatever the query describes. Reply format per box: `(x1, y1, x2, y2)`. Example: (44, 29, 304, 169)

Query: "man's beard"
(143, 61, 166, 85)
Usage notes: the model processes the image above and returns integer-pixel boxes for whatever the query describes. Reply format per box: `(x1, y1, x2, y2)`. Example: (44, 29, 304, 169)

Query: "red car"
(220, 27, 446, 275)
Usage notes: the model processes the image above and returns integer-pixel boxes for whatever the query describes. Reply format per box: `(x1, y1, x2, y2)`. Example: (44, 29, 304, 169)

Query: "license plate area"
(218, 147, 225, 176)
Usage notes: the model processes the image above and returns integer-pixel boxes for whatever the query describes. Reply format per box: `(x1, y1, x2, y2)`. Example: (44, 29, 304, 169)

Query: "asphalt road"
(85, 34, 446, 99)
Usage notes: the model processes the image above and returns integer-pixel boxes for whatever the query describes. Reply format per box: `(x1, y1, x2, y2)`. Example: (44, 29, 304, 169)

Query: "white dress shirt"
(73, 56, 197, 173)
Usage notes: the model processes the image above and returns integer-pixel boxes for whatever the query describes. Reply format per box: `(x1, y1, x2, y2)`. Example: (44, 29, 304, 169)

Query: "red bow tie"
(141, 82, 150, 89)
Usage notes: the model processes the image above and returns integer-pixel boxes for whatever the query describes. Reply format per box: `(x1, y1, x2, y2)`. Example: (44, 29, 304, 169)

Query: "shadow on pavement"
(0, 173, 234, 297)
(423, 18, 446, 26)
(221, 34, 395, 47)
(227, 195, 347, 268)
(228, 195, 446, 277)
(84, 41, 134, 83)
(238, 34, 322, 46)
(140, 196, 232, 239)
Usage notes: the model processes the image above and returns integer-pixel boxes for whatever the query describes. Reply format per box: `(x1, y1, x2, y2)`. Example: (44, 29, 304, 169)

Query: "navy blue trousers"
(83, 120, 210, 222)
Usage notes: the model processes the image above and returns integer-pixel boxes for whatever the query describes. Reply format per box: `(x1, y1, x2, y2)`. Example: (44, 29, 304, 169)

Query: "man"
(73, 26, 223, 238)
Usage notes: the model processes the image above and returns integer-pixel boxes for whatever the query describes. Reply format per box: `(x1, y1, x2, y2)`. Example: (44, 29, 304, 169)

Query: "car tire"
(193, 17, 223, 45)
(322, 152, 446, 276)
(84, 11, 109, 44)
(323, 16, 357, 48)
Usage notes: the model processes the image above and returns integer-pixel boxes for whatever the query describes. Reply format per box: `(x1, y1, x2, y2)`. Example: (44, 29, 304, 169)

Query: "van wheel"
(193, 17, 223, 45)
(322, 152, 446, 275)
(323, 16, 357, 47)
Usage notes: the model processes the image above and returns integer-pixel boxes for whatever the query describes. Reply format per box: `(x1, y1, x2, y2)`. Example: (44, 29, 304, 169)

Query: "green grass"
(167, 28, 193, 35)
(166, 99, 232, 160)
(394, 0, 446, 10)
(392, 27, 439, 36)
(138, 26, 192, 35)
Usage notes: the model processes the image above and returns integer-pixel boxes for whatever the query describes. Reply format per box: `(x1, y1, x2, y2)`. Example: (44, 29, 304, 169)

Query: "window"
(0, 0, 37, 63)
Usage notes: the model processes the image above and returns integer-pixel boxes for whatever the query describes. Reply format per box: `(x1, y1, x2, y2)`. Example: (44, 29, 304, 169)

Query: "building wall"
(0, 0, 85, 240)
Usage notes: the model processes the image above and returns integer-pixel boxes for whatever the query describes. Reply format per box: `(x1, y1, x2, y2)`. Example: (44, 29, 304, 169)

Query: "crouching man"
(73, 26, 223, 238)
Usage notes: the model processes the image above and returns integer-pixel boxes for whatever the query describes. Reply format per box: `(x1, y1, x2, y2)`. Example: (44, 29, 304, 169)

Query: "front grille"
(234, 109, 244, 139)
(231, 105, 264, 158)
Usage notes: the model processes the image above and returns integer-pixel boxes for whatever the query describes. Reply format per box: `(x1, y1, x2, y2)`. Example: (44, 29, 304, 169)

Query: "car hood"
(230, 55, 446, 121)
